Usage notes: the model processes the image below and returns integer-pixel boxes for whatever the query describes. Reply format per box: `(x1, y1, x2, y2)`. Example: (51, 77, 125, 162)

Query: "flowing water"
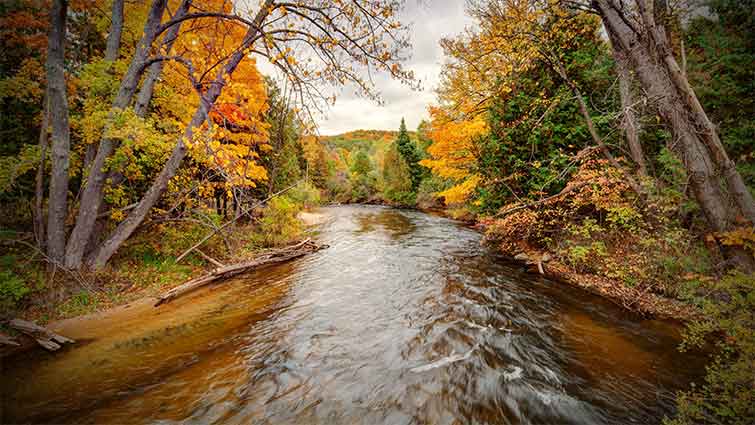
(2, 205, 708, 424)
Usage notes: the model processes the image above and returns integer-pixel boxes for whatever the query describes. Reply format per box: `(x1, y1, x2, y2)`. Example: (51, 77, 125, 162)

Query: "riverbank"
(414, 203, 702, 322)
(1, 209, 328, 353)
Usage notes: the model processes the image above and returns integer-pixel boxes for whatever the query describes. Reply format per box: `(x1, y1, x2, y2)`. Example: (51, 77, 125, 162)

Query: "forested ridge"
(1, 0, 754, 423)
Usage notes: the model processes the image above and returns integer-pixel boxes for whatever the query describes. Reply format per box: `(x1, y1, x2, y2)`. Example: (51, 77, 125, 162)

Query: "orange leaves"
(419, 106, 486, 205)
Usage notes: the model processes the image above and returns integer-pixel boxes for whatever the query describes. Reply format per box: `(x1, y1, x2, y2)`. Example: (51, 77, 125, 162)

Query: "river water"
(2, 205, 707, 424)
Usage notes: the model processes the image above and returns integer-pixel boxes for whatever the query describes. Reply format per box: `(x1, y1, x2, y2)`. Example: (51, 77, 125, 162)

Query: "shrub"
(288, 181, 322, 209)
(253, 196, 302, 247)
(666, 272, 755, 425)
(0, 269, 30, 314)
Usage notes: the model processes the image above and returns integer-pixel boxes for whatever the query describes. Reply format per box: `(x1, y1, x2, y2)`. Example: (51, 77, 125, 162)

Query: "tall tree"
(613, 48, 646, 175)
(64, 0, 169, 268)
(103, 0, 124, 62)
(133, 0, 191, 118)
(588, 0, 755, 268)
(85, 0, 413, 268)
(395, 118, 422, 189)
(45, 0, 71, 263)
(382, 141, 413, 204)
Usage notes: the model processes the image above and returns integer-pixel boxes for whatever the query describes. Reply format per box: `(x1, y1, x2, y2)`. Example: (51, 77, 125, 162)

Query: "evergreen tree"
(395, 118, 422, 189)
(382, 141, 414, 205)
(349, 149, 375, 201)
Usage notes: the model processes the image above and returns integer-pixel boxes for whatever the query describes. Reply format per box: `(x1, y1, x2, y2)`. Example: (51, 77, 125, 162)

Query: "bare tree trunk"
(104, 0, 124, 61)
(64, 0, 168, 269)
(45, 0, 71, 263)
(86, 0, 273, 269)
(614, 50, 646, 175)
(594, 0, 754, 270)
(34, 95, 50, 248)
(134, 0, 191, 118)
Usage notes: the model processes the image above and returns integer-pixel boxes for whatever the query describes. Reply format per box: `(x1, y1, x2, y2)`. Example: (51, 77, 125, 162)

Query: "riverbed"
(1, 205, 707, 424)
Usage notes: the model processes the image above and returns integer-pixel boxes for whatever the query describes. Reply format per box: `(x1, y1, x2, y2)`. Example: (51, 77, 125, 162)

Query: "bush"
(666, 272, 755, 425)
(0, 269, 30, 314)
(253, 196, 302, 247)
(288, 181, 321, 209)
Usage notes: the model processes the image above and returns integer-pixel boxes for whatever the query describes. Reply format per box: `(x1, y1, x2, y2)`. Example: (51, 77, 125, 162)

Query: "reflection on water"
(1, 205, 707, 424)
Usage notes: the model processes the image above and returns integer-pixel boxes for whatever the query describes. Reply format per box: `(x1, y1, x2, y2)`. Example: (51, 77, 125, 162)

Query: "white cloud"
(257, 1, 472, 135)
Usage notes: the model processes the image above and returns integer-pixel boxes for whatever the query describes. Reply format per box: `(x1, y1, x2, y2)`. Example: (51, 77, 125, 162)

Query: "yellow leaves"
(439, 175, 481, 205)
(420, 106, 486, 182)
(718, 226, 755, 253)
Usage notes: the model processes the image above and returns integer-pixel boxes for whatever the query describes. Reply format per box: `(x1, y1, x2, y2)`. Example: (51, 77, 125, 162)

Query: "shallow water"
(1, 205, 707, 424)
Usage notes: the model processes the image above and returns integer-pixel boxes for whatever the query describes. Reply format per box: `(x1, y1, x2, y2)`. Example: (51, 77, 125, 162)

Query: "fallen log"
(8, 319, 75, 351)
(0, 331, 20, 347)
(155, 239, 325, 307)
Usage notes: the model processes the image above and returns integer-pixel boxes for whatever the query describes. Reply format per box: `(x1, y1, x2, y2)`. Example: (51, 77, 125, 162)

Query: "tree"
(349, 149, 375, 201)
(45, 0, 71, 263)
(420, 107, 486, 205)
(585, 0, 755, 269)
(263, 78, 305, 193)
(382, 141, 413, 205)
(395, 118, 422, 189)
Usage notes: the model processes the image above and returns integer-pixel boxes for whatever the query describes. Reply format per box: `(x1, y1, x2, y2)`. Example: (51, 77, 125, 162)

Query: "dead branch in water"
(7, 319, 75, 351)
(155, 239, 325, 307)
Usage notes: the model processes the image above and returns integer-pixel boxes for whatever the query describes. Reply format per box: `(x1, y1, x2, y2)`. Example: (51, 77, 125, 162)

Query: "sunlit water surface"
(2, 205, 707, 424)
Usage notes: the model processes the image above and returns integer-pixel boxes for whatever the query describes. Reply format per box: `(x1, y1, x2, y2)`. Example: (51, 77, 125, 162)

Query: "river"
(2, 205, 707, 424)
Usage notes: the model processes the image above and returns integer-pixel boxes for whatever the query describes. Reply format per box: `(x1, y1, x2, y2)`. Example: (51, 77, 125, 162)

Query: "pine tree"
(395, 118, 422, 189)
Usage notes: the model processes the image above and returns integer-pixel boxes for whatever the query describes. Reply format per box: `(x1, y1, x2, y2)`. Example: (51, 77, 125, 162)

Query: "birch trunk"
(615, 51, 646, 175)
(86, 0, 274, 269)
(45, 0, 71, 262)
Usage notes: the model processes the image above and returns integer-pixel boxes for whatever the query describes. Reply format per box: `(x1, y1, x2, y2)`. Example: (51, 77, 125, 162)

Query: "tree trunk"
(104, 0, 124, 61)
(45, 0, 71, 263)
(594, 0, 754, 270)
(614, 49, 646, 175)
(34, 95, 49, 248)
(134, 0, 191, 118)
(86, 0, 273, 269)
(636, 0, 755, 222)
(81, 0, 125, 186)
(64, 0, 168, 269)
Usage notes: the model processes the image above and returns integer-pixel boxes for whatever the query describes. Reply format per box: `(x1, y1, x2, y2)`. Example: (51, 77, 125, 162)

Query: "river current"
(2, 205, 707, 424)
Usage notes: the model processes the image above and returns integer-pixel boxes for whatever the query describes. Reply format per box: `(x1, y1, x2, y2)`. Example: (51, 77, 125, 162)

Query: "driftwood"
(175, 181, 302, 264)
(0, 331, 20, 346)
(155, 239, 325, 306)
(514, 252, 552, 275)
(8, 319, 75, 351)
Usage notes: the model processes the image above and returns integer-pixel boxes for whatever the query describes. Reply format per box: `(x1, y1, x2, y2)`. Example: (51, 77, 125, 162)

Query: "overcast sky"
(258, 2, 473, 135)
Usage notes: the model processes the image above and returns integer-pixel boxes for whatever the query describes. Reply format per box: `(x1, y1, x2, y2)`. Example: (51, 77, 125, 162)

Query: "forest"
(0, 0, 753, 424)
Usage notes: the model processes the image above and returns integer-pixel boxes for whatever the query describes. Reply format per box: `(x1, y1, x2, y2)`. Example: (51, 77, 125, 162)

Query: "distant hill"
(320, 129, 417, 154)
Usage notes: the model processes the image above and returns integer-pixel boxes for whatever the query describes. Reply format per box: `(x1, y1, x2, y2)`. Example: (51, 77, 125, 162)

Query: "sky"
(258, 2, 473, 136)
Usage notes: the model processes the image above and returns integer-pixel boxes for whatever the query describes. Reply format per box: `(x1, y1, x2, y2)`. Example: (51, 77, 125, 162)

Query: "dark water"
(2, 205, 707, 424)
